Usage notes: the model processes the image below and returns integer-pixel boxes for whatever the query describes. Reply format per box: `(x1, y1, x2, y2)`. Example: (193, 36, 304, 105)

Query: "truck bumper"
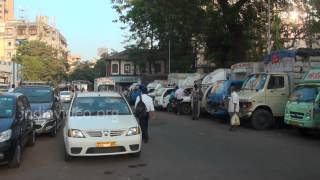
(284, 118, 320, 129)
(239, 111, 252, 119)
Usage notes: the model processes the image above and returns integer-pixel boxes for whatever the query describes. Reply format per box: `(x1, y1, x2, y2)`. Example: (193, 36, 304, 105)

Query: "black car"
(14, 85, 63, 137)
(0, 93, 36, 168)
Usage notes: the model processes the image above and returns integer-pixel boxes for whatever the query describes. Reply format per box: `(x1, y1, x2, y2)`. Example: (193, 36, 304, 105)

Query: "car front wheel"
(27, 131, 36, 147)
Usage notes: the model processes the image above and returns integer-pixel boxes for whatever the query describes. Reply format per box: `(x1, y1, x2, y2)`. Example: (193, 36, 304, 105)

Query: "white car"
(60, 91, 73, 102)
(63, 92, 142, 161)
(154, 87, 175, 109)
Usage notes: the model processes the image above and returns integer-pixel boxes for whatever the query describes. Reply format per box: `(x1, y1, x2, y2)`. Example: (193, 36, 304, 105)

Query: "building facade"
(105, 50, 168, 88)
(0, 0, 14, 22)
(67, 54, 81, 73)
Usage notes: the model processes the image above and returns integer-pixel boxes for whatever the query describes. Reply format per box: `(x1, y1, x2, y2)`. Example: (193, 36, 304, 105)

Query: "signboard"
(231, 63, 251, 70)
(111, 76, 140, 83)
(304, 70, 320, 80)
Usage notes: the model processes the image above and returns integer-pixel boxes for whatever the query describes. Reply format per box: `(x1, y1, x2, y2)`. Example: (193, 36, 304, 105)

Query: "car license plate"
(96, 141, 116, 148)
(289, 121, 301, 127)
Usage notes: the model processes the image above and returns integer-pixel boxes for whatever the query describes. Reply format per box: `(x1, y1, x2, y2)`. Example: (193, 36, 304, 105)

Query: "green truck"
(285, 68, 320, 131)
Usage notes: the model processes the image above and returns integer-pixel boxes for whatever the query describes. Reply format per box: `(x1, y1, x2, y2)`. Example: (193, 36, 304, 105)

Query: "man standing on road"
(175, 86, 184, 115)
(191, 84, 201, 120)
(228, 86, 240, 131)
(135, 86, 155, 143)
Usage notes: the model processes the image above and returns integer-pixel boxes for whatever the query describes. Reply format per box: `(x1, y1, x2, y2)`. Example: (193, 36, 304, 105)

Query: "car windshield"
(61, 91, 71, 95)
(289, 86, 319, 102)
(71, 96, 131, 116)
(210, 81, 225, 95)
(0, 96, 14, 118)
(14, 87, 53, 103)
(242, 74, 267, 91)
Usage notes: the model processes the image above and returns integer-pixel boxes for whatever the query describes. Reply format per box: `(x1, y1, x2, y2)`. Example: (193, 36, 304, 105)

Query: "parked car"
(14, 85, 63, 136)
(60, 91, 73, 103)
(64, 91, 141, 161)
(0, 93, 36, 168)
(154, 87, 175, 109)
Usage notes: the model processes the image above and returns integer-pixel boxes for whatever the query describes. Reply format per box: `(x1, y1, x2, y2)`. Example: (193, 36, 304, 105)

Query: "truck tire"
(251, 109, 273, 130)
(50, 123, 57, 137)
(181, 103, 191, 115)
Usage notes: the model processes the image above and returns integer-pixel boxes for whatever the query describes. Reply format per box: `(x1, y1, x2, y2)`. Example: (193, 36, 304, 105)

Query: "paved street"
(1, 108, 320, 180)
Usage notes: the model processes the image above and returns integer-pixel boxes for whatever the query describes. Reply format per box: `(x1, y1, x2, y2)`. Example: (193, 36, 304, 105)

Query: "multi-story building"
(0, 0, 14, 22)
(0, 16, 68, 61)
(67, 54, 81, 73)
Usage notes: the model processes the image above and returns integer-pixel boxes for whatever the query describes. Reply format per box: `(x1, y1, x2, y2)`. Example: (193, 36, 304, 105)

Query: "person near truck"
(228, 86, 240, 131)
(191, 84, 202, 120)
(175, 86, 184, 115)
(134, 86, 155, 143)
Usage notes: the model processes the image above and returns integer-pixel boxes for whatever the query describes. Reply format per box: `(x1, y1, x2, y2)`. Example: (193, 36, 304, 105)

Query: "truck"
(94, 77, 116, 92)
(284, 68, 320, 132)
(198, 69, 231, 113)
(206, 62, 263, 117)
(239, 49, 320, 130)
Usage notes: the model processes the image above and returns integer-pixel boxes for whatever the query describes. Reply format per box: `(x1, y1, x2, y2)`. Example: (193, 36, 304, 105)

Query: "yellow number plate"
(96, 141, 116, 148)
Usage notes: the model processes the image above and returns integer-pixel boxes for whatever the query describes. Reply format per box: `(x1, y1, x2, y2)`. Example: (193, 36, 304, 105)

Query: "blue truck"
(206, 62, 263, 118)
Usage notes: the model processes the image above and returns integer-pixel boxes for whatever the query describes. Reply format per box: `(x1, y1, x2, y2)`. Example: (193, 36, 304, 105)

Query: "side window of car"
(268, 76, 285, 89)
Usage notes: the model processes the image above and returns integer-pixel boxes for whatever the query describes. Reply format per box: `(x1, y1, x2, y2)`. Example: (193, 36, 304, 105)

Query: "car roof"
(76, 91, 122, 98)
(0, 92, 23, 98)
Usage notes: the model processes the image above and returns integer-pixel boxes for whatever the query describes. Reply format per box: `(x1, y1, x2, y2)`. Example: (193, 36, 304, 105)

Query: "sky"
(15, 0, 128, 60)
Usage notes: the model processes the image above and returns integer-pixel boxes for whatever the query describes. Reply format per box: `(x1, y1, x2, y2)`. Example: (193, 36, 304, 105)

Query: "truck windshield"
(289, 86, 319, 102)
(242, 74, 267, 91)
(0, 96, 14, 118)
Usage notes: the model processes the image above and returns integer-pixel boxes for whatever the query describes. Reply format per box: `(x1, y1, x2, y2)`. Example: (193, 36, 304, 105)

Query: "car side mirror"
(55, 96, 60, 102)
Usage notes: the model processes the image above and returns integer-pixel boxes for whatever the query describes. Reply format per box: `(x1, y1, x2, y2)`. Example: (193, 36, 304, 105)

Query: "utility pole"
(168, 39, 171, 74)
(267, 0, 271, 54)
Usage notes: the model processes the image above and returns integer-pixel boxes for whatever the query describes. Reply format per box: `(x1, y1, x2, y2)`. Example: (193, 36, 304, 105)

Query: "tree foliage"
(112, 0, 320, 69)
(13, 41, 67, 84)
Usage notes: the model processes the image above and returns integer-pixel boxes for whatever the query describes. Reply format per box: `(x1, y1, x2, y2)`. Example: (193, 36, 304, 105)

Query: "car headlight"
(126, 127, 141, 136)
(0, 129, 12, 143)
(42, 111, 53, 119)
(67, 129, 85, 138)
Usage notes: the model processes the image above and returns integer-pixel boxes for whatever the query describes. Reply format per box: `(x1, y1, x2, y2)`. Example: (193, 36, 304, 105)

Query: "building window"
(8, 41, 11, 46)
(29, 28, 37, 35)
(124, 64, 131, 74)
(17, 29, 26, 35)
(154, 63, 161, 73)
(140, 64, 146, 73)
(112, 64, 119, 74)
(7, 52, 11, 58)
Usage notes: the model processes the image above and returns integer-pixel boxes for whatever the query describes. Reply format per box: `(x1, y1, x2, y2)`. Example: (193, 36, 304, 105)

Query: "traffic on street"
(1, 0, 320, 179)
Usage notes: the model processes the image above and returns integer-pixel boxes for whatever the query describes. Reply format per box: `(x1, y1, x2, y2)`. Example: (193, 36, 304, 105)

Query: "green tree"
(13, 41, 67, 84)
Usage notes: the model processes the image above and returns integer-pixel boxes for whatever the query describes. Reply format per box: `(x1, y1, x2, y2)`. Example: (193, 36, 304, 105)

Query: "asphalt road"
(1, 106, 320, 180)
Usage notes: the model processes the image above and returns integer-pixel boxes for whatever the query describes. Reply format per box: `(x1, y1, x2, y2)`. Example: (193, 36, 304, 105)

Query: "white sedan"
(154, 87, 175, 109)
(60, 91, 73, 102)
(63, 92, 142, 161)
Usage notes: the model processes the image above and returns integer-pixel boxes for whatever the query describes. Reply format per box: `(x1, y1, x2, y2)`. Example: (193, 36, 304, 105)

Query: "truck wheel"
(8, 143, 22, 168)
(181, 103, 191, 115)
(251, 109, 273, 130)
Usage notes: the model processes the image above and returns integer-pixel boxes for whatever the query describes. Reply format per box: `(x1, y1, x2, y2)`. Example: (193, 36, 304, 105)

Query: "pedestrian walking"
(134, 86, 155, 143)
(175, 86, 184, 115)
(191, 84, 201, 120)
(228, 86, 240, 131)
